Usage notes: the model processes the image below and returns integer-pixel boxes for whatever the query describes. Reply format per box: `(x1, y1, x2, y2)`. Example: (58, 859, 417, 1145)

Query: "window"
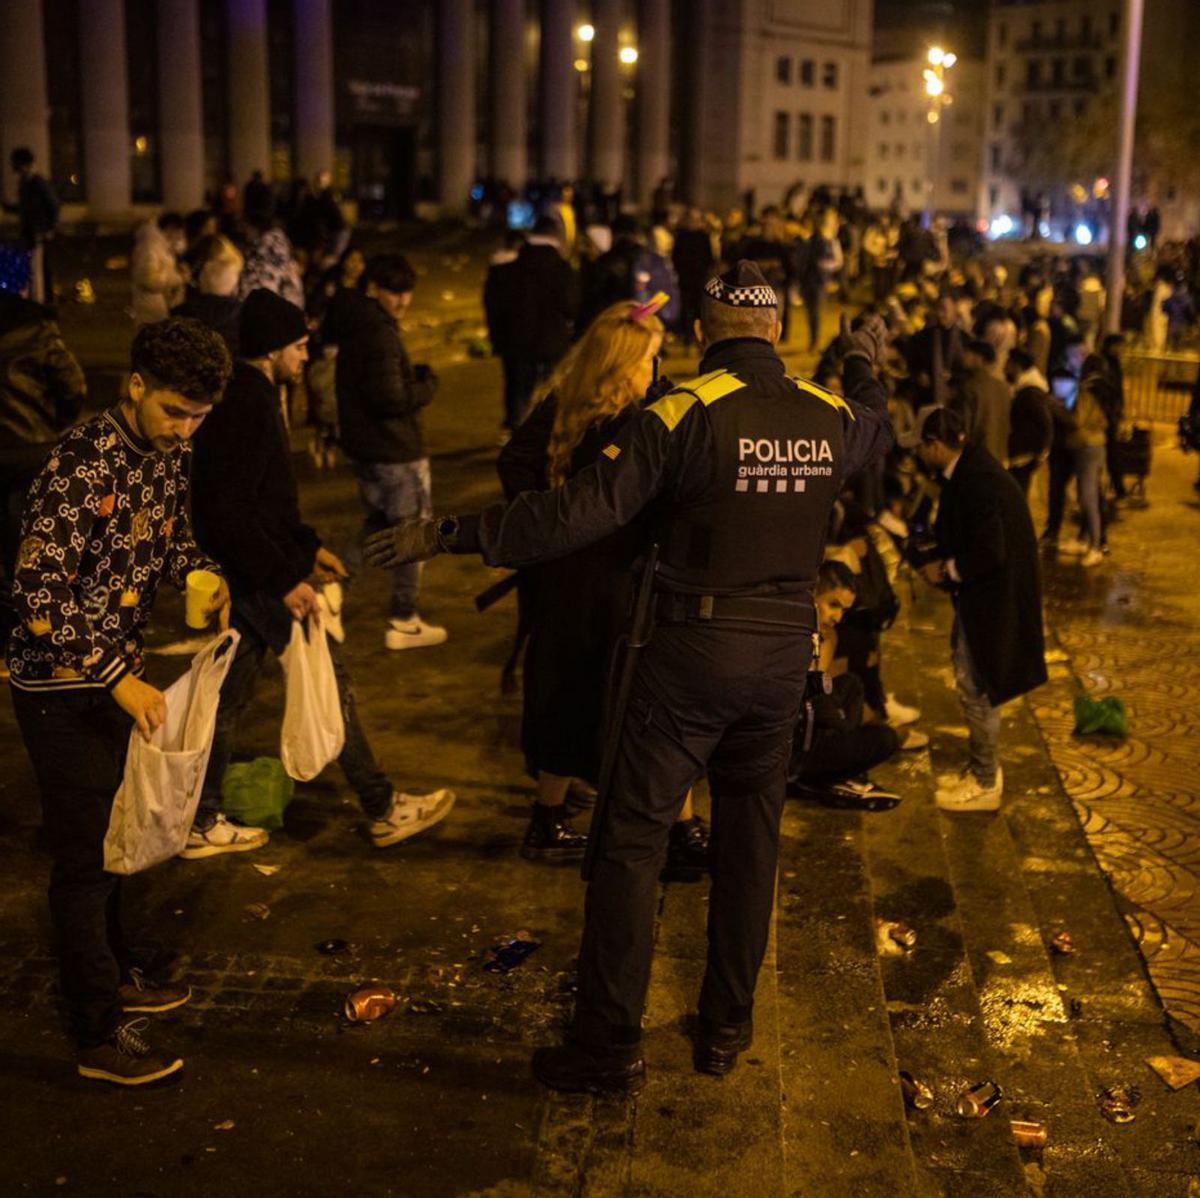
(910, 178, 922, 193)
(998, 22, 1007, 48)
(800, 59, 814, 87)
(797, 113, 813, 161)
(1022, 101, 1033, 124)
(951, 141, 968, 162)
(951, 179, 969, 196)
(773, 111, 789, 160)
(877, 178, 887, 194)
(819, 115, 836, 162)
(1105, 55, 1116, 79)
(1051, 58, 1065, 86)
(881, 110, 891, 125)
(896, 143, 906, 160)
(1109, 12, 1120, 37)
(993, 103, 1005, 129)
(897, 109, 907, 125)
(1048, 99, 1062, 120)
(995, 61, 1007, 88)
(1081, 15, 1093, 40)
(991, 143, 1002, 171)
(776, 56, 792, 84)
(1031, 20, 1042, 40)
(878, 142, 889, 160)
(989, 185, 998, 207)
(1026, 59, 1041, 88)
(1074, 98, 1088, 117)
(822, 61, 838, 89)
(1055, 18, 1065, 41)
(1073, 56, 1090, 79)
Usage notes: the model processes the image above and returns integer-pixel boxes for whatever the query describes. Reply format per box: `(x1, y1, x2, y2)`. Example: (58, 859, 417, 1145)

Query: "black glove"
(843, 313, 889, 370)
(364, 515, 476, 568)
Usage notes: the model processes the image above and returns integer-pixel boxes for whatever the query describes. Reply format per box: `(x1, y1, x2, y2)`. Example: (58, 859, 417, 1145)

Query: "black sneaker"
(661, 816, 710, 882)
(520, 805, 588, 861)
(693, 1018, 753, 1077)
(790, 778, 901, 812)
(531, 1042, 646, 1094)
(118, 967, 192, 1014)
(77, 1018, 183, 1086)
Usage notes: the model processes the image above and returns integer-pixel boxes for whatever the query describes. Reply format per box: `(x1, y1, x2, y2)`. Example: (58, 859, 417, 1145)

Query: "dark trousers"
(197, 594, 393, 824)
(1044, 446, 1074, 539)
(800, 285, 822, 349)
(11, 686, 135, 1048)
(1105, 432, 1127, 499)
(572, 623, 810, 1049)
(1008, 460, 1038, 497)
(500, 356, 550, 431)
(791, 674, 899, 784)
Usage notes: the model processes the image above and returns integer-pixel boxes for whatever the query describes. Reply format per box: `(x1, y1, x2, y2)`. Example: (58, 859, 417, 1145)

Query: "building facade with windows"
(864, 54, 983, 218)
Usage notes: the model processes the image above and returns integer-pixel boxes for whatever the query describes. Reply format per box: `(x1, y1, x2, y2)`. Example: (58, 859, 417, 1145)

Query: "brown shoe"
(77, 1019, 183, 1086)
(118, 967, 192, 1013)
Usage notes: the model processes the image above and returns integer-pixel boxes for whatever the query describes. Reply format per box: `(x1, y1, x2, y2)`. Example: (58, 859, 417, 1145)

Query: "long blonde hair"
(536, 301, 663, 487)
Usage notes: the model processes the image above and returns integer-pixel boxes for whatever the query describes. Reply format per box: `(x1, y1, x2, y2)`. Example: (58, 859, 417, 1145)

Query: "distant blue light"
(469, 184, 484, 201)
(1134, 233, 1148, 250)
(1074, 223, 1094, 246)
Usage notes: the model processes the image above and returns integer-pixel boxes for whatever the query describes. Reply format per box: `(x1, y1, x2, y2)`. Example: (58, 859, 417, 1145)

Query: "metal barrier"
(1120, 349, 1198, 424)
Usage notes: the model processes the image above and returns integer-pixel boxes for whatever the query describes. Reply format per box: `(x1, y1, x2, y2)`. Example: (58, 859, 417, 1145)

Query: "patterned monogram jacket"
(7, 406, 218, 691)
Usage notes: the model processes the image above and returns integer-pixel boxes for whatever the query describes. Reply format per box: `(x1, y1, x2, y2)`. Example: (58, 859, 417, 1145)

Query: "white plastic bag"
(104, 630, 241, 874)
(279, 611, 345, 781)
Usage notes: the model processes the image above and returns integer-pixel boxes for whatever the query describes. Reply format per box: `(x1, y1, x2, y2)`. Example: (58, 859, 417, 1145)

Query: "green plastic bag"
(222, 757, 295, 831)
(1073, 694, 1128, 738)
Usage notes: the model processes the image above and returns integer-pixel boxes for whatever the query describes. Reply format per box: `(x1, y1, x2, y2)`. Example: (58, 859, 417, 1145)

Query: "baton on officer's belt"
(581, 544, 660, 883)
(473, 571, 519, 612)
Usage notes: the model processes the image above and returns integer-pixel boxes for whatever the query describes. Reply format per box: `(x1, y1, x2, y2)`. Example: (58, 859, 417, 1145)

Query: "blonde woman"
(172, 234, 244, 353)
(498, 299, 708, 873)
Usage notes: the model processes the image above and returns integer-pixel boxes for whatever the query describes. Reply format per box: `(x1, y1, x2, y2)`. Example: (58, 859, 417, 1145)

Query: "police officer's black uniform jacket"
(470, 336, 894, 612)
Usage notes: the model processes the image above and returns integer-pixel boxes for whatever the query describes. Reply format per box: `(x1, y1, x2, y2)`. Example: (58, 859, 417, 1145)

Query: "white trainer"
(1080, 547, 1104, 568)
(885, 695, 921, 727)
(935, 767, 1004, 813)
(385, 615, 448, 651)
(368, 789, 456, 848)
(1059, 538, 1089, 556)
(180, 813, 269, 859)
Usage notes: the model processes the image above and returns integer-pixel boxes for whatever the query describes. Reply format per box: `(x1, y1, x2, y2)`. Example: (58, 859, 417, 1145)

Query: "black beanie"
(239, 288, 308, 358)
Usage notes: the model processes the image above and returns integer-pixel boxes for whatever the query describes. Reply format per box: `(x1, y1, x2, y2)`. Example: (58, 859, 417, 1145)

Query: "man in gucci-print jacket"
(7, 318, 232, 1087)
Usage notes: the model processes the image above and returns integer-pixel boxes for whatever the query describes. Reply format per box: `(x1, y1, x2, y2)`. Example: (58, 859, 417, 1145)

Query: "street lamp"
(923, 46, 956, 218)
(577, 23, 595, 42)
(618, 45, 638, 65)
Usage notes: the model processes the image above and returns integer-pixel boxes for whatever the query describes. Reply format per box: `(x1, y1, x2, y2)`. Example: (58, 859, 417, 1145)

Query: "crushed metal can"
(1098, 1086, 1140, 1124)
(315, 938, 350, 955)
(1011, 1119, 1049, 1149)
(1050, 932, 1075, 956)
(899, 1070, 934, 1111)
(874, 918, 917, 957)
(956, 1080, 1003, 1119)
(344, 985, 397, 1023)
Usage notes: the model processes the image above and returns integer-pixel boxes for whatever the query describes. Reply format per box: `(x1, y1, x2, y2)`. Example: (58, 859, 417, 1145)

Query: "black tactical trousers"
(571, 622, 811, 1050)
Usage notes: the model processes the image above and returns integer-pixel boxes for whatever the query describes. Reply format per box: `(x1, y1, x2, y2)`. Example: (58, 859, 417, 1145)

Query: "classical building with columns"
(0, 0, 873, 223)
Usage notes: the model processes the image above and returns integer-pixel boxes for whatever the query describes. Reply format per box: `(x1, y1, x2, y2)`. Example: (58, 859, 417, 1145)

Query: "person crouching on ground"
(186, 288, 455, 858)
(906, 406, 1047, 812)
(497, 299, 710, 876)
(8, 318, 233, 1085)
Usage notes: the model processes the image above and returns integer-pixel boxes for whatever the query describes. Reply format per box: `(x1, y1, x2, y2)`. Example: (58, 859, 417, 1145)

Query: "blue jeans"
(348, 459, 432, 620)
(952, 617, 1000, 787)
(197, 593, 394, 824)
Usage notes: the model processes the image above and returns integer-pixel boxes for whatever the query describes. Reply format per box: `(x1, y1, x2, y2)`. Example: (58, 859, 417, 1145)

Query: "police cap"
(704, 260, 779, 309)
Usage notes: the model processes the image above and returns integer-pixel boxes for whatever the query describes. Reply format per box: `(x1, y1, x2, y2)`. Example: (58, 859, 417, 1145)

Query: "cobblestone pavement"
(1031, 441, 1200, 1042)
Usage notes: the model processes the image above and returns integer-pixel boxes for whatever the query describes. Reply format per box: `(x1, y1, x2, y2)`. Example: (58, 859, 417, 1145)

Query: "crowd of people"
(0, 152, 1193, 1090)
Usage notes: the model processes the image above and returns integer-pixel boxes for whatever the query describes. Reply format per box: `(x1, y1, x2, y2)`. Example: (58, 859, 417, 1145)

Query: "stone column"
(0, 0, 51, 208)
(157, 0, 205, 210)
(294, 0, 336, 181)
(226, 0, 272, 184)
(79, 0, 131, 216)
(491, 0, 527, 189)
(588, 0, 622, 190)
(437, 0, 475, 213)
(637, 0, 670, 208)
(539, 0, 576, 181)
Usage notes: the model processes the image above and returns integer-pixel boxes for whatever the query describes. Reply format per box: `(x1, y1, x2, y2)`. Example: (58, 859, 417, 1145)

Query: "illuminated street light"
(923, 71, 945, 97)
(619, 45, 638, 65)
(577, 23, 594, 42)
(574, 58, 589, 72)
(928, 46, 944, 65)
(943, 52, 957, 68)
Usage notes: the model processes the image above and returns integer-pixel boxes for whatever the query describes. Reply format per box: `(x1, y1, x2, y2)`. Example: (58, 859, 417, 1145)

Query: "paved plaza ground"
(1, 239, 1200, 1195)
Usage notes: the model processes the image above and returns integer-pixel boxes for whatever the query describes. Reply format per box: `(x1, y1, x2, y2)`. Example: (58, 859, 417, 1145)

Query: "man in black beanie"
(187, 289, 455, 860)
(365, 261, 895, 1091)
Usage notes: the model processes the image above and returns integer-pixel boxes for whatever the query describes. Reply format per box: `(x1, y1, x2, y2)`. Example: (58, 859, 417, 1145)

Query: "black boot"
(693, 1017, 753, 1077)
(532, 1041, 646, 1094)
(660, 815, 710, 882)
(521, 803, 588, 861)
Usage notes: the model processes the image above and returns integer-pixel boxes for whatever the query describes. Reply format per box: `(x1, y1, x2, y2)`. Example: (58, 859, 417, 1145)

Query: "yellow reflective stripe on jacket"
(647, 369, 747, 431)
(790, 376, 855, 419)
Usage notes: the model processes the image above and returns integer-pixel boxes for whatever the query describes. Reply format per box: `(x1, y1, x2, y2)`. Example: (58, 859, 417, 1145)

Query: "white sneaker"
(885, 695, 921, 727)
(1080, 547, 1104, 568)
(1059, 538, 1089, 556)
(180, 813, 269, 859)
(368, 789, 456, 848)
(385, 615, 448, 651)
(935, 767, 1004, 813)
(319, 582, 345, 643)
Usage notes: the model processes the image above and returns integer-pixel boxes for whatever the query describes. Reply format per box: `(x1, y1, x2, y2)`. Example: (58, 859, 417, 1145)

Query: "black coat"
(483, 242, 577, 362)
(191, 361, 320, 599)
(334, 289, 434, 463)
(934, 444, 1047, 705)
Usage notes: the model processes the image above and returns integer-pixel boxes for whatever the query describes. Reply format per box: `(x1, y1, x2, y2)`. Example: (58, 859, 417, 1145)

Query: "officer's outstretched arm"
(840, 318, 897, 477)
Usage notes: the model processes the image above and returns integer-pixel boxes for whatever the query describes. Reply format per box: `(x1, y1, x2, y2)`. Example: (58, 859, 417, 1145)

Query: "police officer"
(366, 261, 893, 1093)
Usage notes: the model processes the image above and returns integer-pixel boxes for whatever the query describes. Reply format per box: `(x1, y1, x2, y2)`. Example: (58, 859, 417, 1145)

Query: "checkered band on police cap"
(703, 260, 778, 309)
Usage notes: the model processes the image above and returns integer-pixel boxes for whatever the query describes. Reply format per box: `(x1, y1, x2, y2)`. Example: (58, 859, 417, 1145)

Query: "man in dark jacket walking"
(5, 147, 59, 303)
(908, 407, 1046, 812)
(336, 253, 445, 649)
(483, 218, 577, 432)
(188, 289, 455, 858)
